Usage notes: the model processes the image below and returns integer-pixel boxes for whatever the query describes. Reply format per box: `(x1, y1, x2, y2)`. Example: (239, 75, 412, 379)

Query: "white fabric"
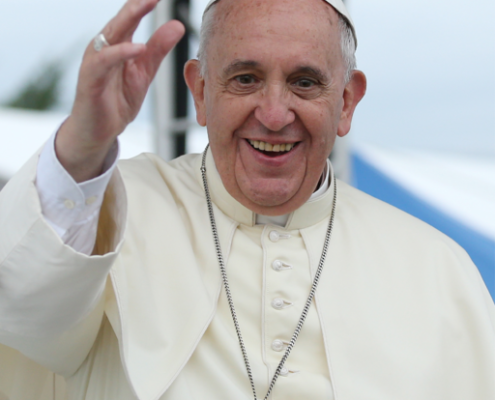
(36, 135, 331, 249)
(65, 220, 335, 400)
(36, 133, 119, 255)
(28, 138, 335, 399)
(1, 149, 494, 400)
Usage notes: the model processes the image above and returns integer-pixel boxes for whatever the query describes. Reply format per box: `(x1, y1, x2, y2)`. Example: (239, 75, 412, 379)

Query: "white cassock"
(0, 139, 494, 400)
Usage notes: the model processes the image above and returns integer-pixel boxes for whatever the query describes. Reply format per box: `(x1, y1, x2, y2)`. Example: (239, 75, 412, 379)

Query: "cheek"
(206, 96, 257, 143)
(300, 103, 339, 148)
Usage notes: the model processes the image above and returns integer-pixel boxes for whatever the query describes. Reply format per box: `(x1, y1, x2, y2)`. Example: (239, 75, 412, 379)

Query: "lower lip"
(243, 139, 299, 166)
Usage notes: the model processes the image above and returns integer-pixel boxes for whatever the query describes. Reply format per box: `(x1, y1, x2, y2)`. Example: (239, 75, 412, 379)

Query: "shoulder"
(335, 179, 470, 262)
(332, 182, 494, 312)
(117, 152, 201, 179)
(112, 152, 210, 249)
(116, 152, 202, 195)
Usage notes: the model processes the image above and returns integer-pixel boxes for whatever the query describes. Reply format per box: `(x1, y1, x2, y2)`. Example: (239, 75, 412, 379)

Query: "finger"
(136, 20, 185, 78)
(84, 42, 146, 83)
(102, 0, 160, 45)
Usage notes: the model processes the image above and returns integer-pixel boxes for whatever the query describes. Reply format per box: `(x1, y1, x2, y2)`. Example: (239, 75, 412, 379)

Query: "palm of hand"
(56, 0, 184, 182)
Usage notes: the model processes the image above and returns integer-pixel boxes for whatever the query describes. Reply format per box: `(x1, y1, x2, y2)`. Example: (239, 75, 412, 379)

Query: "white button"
(269, 230, 281, 242)
(272, 260, 283, 271)
(64, 199, 75, 209)
(85, 196, 97, 205)
(272, 260, 293, 272)
(272, 298, 285, 310)
(269, 230, 291, 242)
(271, 339, 284, 352)
(279, 367, 289, 376)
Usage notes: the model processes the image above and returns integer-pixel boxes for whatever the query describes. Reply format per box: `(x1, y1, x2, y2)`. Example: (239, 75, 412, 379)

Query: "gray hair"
(197, 3, 357, 84)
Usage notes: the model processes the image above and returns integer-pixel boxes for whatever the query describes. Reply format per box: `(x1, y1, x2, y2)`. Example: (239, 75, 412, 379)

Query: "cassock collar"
(199, 149, 336, 230)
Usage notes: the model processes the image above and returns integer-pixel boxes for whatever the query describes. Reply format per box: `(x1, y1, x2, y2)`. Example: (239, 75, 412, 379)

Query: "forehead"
(214, 0, 337, 26)
(208, 0, 341, 69)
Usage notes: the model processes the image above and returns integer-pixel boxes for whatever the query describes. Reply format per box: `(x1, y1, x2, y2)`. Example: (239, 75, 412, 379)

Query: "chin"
(244, 186, 296, 210)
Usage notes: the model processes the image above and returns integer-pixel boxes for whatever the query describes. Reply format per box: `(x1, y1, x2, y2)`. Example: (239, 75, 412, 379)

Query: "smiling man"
(0, 0, 494, 399)
(184, 0, 365, 216)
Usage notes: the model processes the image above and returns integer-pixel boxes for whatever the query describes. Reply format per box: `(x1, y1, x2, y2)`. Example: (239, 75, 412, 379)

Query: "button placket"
(261, 226, 332, 394)
(263, 226, 302, 375)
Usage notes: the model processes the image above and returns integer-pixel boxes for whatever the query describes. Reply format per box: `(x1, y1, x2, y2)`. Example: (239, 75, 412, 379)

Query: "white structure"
(0, 107, 154, 189)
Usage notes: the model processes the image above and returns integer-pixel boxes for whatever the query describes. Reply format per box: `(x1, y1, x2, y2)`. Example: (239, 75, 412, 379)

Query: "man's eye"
(235, 75, 256, 85)
(294, 78, 316, 88)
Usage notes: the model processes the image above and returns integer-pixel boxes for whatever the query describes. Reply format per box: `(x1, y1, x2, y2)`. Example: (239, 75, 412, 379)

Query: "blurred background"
(0, 0, 493, 297)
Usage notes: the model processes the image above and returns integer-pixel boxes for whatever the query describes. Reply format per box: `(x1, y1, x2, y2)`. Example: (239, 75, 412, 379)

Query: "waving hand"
(56, 0, 185, 182)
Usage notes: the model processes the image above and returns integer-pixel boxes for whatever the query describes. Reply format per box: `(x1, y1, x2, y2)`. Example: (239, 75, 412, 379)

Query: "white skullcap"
(203, 0, 357, 47)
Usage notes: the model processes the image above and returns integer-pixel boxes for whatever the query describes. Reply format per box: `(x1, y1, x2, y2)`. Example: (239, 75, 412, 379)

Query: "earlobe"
(337, 70, 367, 137)
(184, 59, 207, 126)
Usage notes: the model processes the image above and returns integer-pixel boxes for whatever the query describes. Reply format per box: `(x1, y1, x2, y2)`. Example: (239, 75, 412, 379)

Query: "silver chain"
(200, 145, 337, 400)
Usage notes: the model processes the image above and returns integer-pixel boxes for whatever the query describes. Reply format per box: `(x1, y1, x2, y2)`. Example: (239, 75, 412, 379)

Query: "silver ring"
(93, 33, 110, 52)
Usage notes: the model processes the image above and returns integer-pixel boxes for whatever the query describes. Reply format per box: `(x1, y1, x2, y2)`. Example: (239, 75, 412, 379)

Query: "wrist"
(55, 118, 117, 183)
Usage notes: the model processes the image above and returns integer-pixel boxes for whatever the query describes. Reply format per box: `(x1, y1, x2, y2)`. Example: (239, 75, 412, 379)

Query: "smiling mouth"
(247, 139, 298, 155)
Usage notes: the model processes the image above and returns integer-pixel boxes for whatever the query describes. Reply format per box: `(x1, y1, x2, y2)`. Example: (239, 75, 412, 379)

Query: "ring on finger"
(93, 33, 110, 52)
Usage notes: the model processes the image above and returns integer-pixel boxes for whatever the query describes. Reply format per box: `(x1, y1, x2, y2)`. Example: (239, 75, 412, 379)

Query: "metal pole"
(152, 0, 175, 161)
(153, 0, 193, 161)
(171, 0, 190, 158)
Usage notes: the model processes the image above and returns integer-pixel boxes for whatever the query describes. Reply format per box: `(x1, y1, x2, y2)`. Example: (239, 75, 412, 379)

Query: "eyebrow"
(223, 60, 261, 77)
(222, 60, 330, 83)
(292, 66, 329, 83)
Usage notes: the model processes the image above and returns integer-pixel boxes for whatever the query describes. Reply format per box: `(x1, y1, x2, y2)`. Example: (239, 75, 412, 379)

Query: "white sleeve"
(0, 145, 125, 375)
(36, 132, 119, 255)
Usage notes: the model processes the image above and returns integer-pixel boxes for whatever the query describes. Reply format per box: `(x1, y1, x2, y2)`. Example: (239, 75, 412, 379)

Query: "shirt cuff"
(36, 131, 120, 236)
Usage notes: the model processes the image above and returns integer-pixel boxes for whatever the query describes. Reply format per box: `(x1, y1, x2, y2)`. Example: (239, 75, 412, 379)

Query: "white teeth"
(248, 140, 295, 152)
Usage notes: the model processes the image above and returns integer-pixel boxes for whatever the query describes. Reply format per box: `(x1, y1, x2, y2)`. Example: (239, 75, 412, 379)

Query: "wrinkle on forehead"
(203, 0, 345, 83)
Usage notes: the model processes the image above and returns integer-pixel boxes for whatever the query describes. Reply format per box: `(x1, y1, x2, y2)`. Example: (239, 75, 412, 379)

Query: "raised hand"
(55, 0, 185, 182)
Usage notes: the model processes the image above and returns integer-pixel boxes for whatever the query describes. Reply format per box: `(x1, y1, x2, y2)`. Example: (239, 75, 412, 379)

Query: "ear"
(337, 70, 367, 137)
(184, 59, 207, 126)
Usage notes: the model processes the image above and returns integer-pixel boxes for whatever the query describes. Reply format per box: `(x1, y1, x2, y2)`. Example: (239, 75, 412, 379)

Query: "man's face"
(186, 0, 366, 215)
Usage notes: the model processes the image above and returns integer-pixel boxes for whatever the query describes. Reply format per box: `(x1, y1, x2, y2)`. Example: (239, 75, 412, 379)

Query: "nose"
(254, 84, 295, 132)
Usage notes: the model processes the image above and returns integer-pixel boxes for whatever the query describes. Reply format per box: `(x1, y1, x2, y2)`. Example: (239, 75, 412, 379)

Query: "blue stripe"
(352, 153, 495, 301)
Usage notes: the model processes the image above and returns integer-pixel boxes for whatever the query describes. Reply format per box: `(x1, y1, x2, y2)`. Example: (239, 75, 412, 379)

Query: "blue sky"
(0, 0, 493, 156)
(351, 0, 495, 156)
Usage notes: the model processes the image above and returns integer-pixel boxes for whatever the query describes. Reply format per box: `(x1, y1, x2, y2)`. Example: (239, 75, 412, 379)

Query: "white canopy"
(0, 107, 154, 183)
(353, 142, 495, 241)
